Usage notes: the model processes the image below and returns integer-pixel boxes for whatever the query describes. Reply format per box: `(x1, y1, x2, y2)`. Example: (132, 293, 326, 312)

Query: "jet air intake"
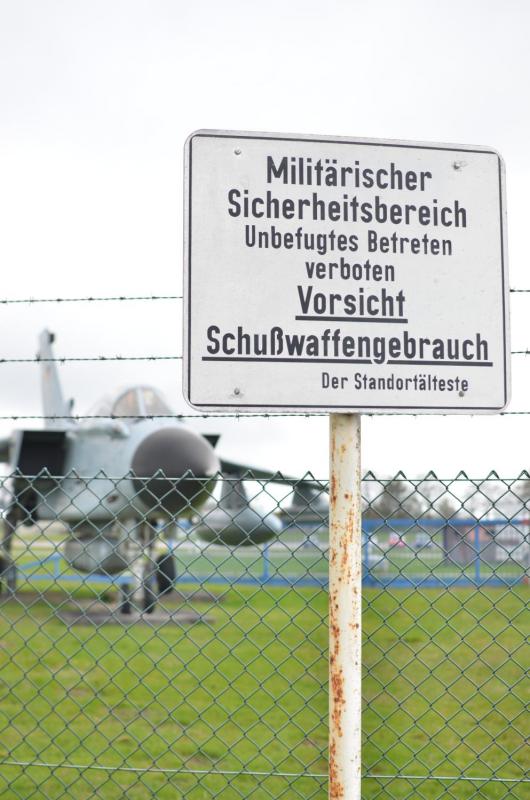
(131, 427, 220, 516)
(193, 476, 281, 546)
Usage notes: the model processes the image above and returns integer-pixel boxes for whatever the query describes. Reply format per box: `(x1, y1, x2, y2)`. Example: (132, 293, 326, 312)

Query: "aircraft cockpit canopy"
(89, 386, 174, 419)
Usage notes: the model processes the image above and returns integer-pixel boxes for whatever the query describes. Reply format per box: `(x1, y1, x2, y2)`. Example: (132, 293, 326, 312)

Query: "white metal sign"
(183, 130, 509, 413)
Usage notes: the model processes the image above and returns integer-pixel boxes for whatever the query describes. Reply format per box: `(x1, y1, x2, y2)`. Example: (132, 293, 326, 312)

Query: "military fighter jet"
(0, 330, 327, 613)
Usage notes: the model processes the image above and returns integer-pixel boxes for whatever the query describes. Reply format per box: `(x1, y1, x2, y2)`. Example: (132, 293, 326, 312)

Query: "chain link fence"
(0, 469, 527, 798)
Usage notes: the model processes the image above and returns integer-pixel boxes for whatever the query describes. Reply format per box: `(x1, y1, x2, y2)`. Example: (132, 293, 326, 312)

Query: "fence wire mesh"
(0, 469, 527, 799)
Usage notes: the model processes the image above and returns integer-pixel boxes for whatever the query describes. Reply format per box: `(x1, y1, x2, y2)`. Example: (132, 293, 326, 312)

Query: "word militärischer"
(266, 156, 433, 191)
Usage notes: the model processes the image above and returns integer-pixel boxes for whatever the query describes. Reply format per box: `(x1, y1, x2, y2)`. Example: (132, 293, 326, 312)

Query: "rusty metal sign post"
(329, 413, 362, 799)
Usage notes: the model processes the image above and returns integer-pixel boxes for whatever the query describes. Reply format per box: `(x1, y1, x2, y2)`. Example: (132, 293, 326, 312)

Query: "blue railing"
(13, 515, 529, 591)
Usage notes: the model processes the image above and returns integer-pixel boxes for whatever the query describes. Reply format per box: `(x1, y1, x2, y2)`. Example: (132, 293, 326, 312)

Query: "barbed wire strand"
(0, 289, 527, 304)
(0, 411, 527, 421)
(1, 356, 181, 363)
(0, 295, 181, 304)
(0, 349, 527, 364)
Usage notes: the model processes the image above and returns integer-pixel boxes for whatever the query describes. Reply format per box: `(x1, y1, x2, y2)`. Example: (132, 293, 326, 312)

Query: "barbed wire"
(0, 355, 182, 363)
(0, 294, 181, 304)
(0, 289, 527, 305)
(0, 350, 528, 364)
(0, 411, 527, 421)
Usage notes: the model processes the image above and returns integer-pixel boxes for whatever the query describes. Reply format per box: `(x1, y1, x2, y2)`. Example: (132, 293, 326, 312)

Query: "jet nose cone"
(131, 427, 220, 515)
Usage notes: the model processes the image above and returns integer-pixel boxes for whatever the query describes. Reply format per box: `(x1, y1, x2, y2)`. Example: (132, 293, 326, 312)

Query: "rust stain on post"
(329, 413, 362, 800)
(328, 741, 344, 800)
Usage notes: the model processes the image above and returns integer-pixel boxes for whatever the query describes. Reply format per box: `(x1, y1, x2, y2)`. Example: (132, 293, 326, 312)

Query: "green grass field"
(0, 580, 527, 799)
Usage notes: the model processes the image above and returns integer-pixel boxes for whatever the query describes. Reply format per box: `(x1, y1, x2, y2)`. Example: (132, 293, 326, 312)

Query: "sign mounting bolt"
(453, 160, 466, 170)
(234, 148, 242, 155)
(233, 387, 241, 396)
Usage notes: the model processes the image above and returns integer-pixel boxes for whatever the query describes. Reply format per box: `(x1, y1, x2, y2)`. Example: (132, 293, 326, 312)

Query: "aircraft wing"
(219, 459, 325, 490)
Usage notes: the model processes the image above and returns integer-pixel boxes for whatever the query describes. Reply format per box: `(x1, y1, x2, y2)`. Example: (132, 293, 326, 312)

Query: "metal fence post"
(329, 413, 362, 800)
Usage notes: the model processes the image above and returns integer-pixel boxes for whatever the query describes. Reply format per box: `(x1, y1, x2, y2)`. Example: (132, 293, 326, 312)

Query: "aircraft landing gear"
(118, 573, 164, 615)
(142, 580, 158, 614)
(1, 560, 17, 595)
(0, 509, 18, 596)
(119, 582, 132, 615)
(117, 520, 176, 616)
(155, 552, 176, 596)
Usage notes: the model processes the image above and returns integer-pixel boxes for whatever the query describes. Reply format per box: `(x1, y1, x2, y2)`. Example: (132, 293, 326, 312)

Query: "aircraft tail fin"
(37, 330, 74, 428)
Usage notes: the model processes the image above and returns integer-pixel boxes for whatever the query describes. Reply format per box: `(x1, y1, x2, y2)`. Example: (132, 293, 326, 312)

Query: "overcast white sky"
(0, 0, 529, 478)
